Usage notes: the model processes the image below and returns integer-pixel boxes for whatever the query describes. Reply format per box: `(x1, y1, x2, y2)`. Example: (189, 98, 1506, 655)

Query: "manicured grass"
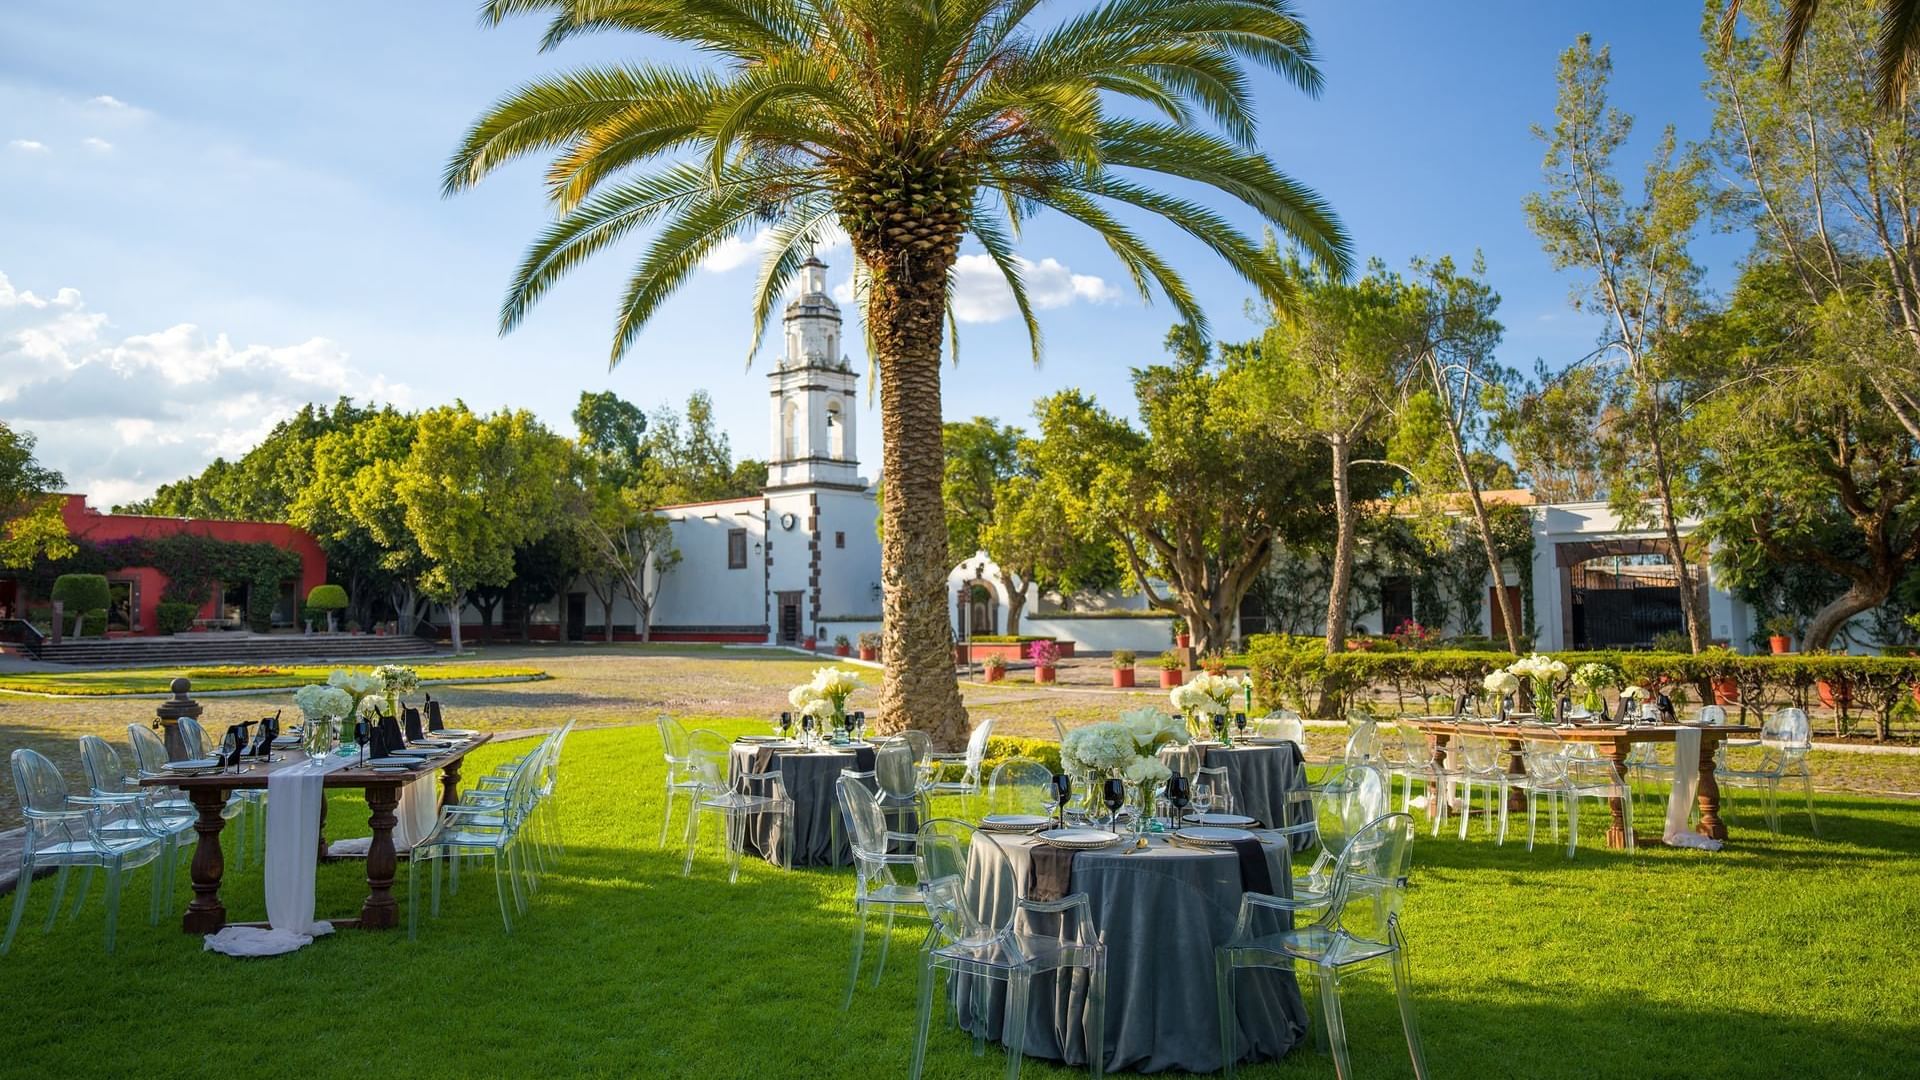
(1, 719, 1915, 1078)
(0, 661, 549, 696)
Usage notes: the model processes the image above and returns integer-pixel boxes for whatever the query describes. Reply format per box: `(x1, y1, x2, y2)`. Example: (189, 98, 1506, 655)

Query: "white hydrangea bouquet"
(373, 663, 420, 720)
(1170, 671, 1249, 740)
(327, 668, 382, 713)
(292, 684, 352, 760)
(1481, 669, 1520, 718)
(1061, 708, 1187, 825)
(1571, 661, 1624, 716)
(1506, 653, 1568, 716)
(787, 667, 862, 740)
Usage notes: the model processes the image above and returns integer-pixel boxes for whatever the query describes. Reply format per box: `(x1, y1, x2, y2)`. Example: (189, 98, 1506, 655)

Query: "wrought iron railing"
(0, 618, 46, 659)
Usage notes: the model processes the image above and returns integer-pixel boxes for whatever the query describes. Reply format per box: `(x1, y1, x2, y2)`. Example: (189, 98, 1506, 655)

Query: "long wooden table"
(1404, 720, 1757, 848)
(138, 735, 491, 932)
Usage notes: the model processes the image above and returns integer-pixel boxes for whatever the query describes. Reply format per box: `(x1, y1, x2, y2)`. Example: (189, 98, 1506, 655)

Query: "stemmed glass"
(1101, 778, 1126, 828)
(1192, 775, 1215, 818)
(800, 714, 815, 749)
(1050, 773, 1072, 828)
(1165, 774, 1191, 833)
(777, 712, 792, 739)
(354, 718, 371, 765)
(1234, 713, 1249, 740)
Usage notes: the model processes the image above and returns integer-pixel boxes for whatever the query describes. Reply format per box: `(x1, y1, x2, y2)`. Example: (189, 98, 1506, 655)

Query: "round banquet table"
(727, 741, 877, 867)
(1160, 740, 1316, 850)
(955, 830, 1308, 1073)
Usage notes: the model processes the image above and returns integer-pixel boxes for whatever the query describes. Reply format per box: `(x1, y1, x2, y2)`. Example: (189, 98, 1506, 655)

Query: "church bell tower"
(766, 257, 861, 490)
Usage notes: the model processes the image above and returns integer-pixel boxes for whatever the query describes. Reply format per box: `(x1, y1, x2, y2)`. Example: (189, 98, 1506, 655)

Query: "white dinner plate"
(436, 729, 479, 738)
(1170, 825, 1256, 846)
(369, 762, 415, 771)
(1184, 813, 1259, 828)
(1035, 828, 1120, 849)
(981, 814, 1052, 832)
(163, 758, 222, 771)
(737, 734, 786, 743)
(385, 749, 437, 758)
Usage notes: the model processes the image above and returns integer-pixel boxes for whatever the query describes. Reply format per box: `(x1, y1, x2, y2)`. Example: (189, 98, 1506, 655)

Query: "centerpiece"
(292, 684, 352, 761)
(372, 663, 420, 720)
(1060, 708, 1188, 839)
(1171, 671, 1248, 743)
(1506, 653, 1568, 716)
(787, 667, 862, 745)
(1571, 661, 1624, 718)
(1481, 669, 1520, 720)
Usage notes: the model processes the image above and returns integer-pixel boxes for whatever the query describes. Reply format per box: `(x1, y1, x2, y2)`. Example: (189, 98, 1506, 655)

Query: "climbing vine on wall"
(22, 536, 302, 632)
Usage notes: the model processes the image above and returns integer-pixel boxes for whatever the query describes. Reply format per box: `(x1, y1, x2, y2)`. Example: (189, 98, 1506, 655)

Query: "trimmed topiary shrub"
(50, 574, 110, 637)
(306, 584, 348, 630)
(154, 601, 198, 635)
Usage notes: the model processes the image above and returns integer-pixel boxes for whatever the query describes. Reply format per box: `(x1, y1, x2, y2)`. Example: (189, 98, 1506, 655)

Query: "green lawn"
(0, 660, 549, 697)
(1, 719, 1915, 1079)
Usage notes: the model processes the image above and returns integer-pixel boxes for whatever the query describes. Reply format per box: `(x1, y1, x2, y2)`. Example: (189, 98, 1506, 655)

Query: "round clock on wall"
(780, 512, 797, 531)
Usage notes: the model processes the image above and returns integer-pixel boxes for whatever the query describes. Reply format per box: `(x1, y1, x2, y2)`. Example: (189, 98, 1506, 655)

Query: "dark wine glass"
(354, 718, 371, 763)
(778, 711, 792, 737)
(1101, 778, 1126, 826)
(1050, 773, 1072, 826)
(1165, 774, 1191, 831)
(1235, 712, 1248, 736)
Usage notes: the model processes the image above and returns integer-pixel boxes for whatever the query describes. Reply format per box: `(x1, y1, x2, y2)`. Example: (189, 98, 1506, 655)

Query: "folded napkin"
(1026, 844, 1079, 903)
(852, 745, 877, 773)
(402, 705, 424, 743)
(1227, 837, 1274, 896)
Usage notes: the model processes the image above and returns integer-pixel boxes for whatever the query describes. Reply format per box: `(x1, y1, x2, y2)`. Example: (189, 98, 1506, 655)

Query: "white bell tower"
(767, 257, 862, 490)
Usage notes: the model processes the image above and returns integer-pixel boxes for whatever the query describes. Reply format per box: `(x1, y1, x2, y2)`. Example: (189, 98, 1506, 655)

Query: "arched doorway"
(1556, 538, 1691, 649)
(965, 582, 997, 639)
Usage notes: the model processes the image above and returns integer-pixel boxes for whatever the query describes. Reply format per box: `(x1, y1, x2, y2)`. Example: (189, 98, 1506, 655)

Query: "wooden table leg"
(440, 757, 463, 809)
(1430, 733, 1453, 817)
(359, 782, 401, 929)
(1504, 738, 1528, 811)
(1605, 738, 1631, 849)
(183, 786, 229, 933)
(1697, 735, 1728, 841)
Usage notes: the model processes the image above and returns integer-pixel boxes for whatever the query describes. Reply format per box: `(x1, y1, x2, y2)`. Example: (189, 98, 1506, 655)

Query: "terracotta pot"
(859, 647, 876, 662)
(1112, 668, 1135, 689)
(983, 666, 1004, 683)
(1817, 678, 1851, 710)
(1712, 677, 1740, 706)
(1176, 634, 1191, 648)
(1769, 635, 1791, 655)
(803, 636, 817, 651)
(1159, 668, 1182, 689)
(835, 644, 849, 657)
(1035, 665, 1056, 684)
(1912, 682, 1920, 708)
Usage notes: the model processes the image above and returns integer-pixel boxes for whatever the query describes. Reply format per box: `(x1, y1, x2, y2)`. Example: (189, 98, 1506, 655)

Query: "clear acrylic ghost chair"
(986, 758, 1054, 817)
(655, 715, 702, 846)
(836, 775, 927, 1009)
(1194, 764, 1236, 817)
(1217, 812, 1426, 1080)
(1450, 729, 1511, 841)
(682, 746, 793, 883)
(1716, 709, 1820, 837)
(1565, 741, 1635, 853)
(874, 740, 933, 840)
(5, 749, 166, 955)
(1340, 716, 1381, 767)
(125, 724, 193, 819)
(909, 818, 1106, 1080)
(1385, 720, 1450, 822)
(1292, 764, 1391, 912)
(1505, 731, 1574, 855)
(1253, 710, 1306, 747)
(409, 750, 539, 937)
(78, 735, 192, 924)
(176, 716, 256, 869)
(883, 730, 937, 788)
(927, 718, 995, 811)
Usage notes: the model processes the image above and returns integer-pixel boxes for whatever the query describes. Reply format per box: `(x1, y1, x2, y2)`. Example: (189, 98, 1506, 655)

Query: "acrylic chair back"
(1195, 765, 1235, 816)
(987, 757, 1053, 816)
(656, 715, 691, 762)
(176, 715, 213, 758)
(913, 818, 1013, 948)
(886, 730, 933, 769)
(1323, 812, 1416, 943)
(77, 736, 134, 798)
(1696, 705, 1728, 726)
(125, 724, 171, 776)
(837, 775, 890, 857)
(11, 748, 72, 817)
(1313, 763, 1388, 857)
(874, 742, 923, 802)
(1342, 717, 1380, 765)
(1259, 711, 1306, 746)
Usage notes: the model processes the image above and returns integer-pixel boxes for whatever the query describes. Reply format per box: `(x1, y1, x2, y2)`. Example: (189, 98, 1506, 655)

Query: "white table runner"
(1663, 727, 1723, 851)
(204, 753, 358, 957)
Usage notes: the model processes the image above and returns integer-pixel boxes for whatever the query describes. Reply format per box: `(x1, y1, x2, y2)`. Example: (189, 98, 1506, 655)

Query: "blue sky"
(0, 1, 1746, 507)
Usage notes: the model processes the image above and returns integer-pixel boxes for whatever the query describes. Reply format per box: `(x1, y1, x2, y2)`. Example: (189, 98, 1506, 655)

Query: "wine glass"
(1192, 776, 1215, 817)
(800, 714, 814, 748)
(1234, 713, 1249, 738)
(1165, 774, 1191, 832)
(777, 712, 792, 738)
(1101, 778, 1126, 827)
(1050, 773, 1072, 827)
(354, 718, 371, 764)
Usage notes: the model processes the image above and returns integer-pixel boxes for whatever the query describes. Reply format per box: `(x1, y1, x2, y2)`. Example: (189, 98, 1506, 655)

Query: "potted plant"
(1111, 649, 1136, 688)
(803, 633, 817, 651)
(1764, 614, 1797, 655)
(1171, 616, 1190, 649)
(833, 634, 851, 657)
(1157, 649, 1185, 688)
(981, 654, 1006, 683)
(858, 631, 879, 662)
(1031, 640, 1059, 684)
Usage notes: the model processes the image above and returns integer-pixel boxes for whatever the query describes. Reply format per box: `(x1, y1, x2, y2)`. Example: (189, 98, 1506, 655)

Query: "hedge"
(154, 601, 198, 635)
(968, 635, 1055, 644)
(1243, 634, 1920, 740)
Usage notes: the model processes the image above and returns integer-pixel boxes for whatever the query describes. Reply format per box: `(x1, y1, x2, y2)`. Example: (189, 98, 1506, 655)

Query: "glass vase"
(1132, 781, 1159, 840)
(302, 717, 337, 763)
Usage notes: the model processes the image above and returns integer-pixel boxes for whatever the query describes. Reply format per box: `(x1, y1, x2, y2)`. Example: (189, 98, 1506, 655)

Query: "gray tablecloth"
(956, 833, 1307, 1073)
(1160, 741, 1315, 853)
(727, 742, 876, 867)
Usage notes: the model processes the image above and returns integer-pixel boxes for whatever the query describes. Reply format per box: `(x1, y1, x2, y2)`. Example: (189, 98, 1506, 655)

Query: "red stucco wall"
(55, 495, 327, 634)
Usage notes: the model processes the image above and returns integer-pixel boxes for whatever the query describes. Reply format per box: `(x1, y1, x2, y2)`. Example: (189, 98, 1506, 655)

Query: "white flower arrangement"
(355, 694, 387, 721)
(373, 664, 419, 696)
(1121, 756, 1172, 786)
(790, 667, 861, 712)
(293, 684, 353, 720)
(327, 668, 381, 705)
(1170, 672, 1245, 716)
(1620, 685, 1648, 703)
(1507, 653, 1569, 684)
(1482, 671, 1520, 696)
(1572, 662, 1623, 691)
(800, 697, 836, 723)
(1061, 709, 1190, 779)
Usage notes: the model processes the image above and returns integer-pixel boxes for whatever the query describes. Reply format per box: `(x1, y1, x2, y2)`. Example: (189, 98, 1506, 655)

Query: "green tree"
(50, 574, 110, 637)
(638, 391, 761, 504)
(1496, 361, 1609, 505)
(1245, 258, 1424, 652)
(1035, 336, 1329, 654)
(289, 408, 427, 632)
(978, 463, 1119, 636)
(572, 390, 649, 484)
(1525, 34, 1712, 652)
(445, 0, 1351, 742)
(395, 404, 573, 653)
(0, 422, 73, 571)
(940, 418, 1023, 565)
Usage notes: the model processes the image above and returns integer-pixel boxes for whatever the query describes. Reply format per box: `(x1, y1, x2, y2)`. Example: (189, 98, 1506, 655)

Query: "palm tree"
(1722, 0, 1920, 108)
(445, 0, 1351, 746)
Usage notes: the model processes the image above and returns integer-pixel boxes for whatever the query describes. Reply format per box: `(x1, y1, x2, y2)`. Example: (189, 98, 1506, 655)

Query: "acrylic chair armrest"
(439, 804, 510, 819)
(21, 805, 95, 824)
(841, 768, 876, 782)
(882, 830, 920, 847)
(1017, 891, 1093, 918)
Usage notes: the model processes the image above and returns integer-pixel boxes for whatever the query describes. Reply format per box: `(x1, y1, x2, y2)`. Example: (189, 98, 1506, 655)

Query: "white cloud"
(831, 279, 855, 304)
(8, 139, 48, 153)
(700, 221, 850, 273)
(0, 269, 408, 503)
(88, 95, 128, 109)
(948, 254, 1120, 323)
(82, 137, 112, 152)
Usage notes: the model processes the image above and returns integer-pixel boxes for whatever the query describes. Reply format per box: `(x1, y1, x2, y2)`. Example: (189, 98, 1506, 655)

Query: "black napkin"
(1657, 693, 1677, 724)
(1453, 692, 1470, 719)
(218, 725, 246, 767)
(1026, 845, 1078, 902)
(424, 697, 444, 732)
(377, 713, 405, 758)
(1228, 837, 1275, 896)
(1555, 696, 1570, 724)
(853, 745, 877, 773)
(402, 705, 424, 743)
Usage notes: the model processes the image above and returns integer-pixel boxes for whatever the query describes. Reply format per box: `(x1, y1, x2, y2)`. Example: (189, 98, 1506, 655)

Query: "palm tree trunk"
(1324, 434, 1355, 654)
(869, 255, 970, 748)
